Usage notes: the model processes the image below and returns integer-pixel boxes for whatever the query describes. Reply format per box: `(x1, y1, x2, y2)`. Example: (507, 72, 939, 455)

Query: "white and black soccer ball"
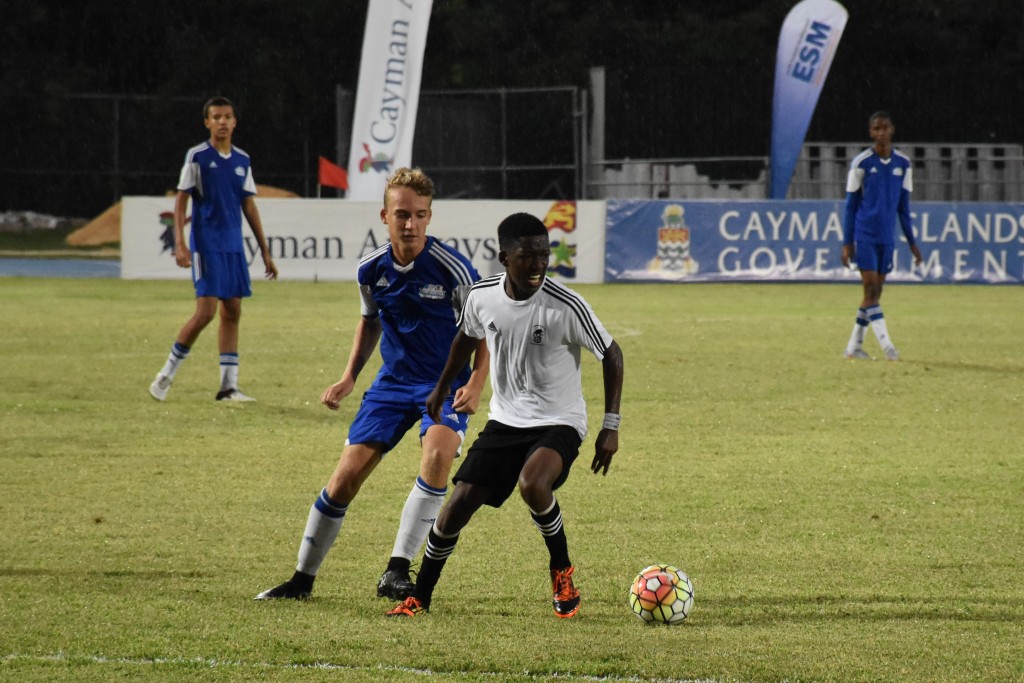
(628, 564, 694, 625)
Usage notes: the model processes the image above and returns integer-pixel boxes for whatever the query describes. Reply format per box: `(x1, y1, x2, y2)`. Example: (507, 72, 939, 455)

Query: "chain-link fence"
(1, 87, 583, 219)
(5, 85, 1021, 219)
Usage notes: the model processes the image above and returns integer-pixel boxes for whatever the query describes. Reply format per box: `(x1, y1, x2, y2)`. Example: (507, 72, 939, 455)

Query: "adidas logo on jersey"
(209, 161, 218, 169)
(375, 275, 390, 288)
(487, 322, 498, 333)
(235, 166, 245, 177)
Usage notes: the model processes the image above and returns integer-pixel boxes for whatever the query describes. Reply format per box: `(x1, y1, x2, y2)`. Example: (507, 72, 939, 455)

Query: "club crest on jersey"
(419, 284, 446, 300)
(531, 325, 545, 345)
(235, 166, 246, 177)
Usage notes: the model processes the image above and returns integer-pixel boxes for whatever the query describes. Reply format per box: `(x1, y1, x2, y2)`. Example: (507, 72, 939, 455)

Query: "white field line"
(3, 651, 735, 683)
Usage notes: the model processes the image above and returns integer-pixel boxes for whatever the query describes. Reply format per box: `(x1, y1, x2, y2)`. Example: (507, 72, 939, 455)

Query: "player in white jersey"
(148, 96, 278, 402)
(387, 212, 624, 619)
(255, 167, 489, 602)
(841, 111, 923, 361)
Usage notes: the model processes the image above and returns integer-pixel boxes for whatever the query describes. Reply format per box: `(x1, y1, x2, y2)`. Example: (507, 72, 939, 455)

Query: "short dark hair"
(497, 212, 547, 249)
(204, 96, 235, 119)
(869, 110, 892, 126)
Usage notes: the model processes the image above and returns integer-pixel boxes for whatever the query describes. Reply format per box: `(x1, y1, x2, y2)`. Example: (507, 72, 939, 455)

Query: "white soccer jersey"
(459, 274, 614, 439)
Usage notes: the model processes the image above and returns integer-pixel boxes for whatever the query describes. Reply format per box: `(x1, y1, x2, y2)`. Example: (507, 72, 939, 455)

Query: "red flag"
(318, 156, 349, 190)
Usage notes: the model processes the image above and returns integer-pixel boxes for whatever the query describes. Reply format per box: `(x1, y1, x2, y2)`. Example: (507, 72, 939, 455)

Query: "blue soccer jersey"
(843, 147, 916, 247)
(356, 236, 480, 392)
(177, 142, 257, 254)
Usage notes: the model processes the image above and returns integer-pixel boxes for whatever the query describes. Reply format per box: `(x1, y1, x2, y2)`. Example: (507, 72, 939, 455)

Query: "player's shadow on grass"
(910, 359, 1024, 374)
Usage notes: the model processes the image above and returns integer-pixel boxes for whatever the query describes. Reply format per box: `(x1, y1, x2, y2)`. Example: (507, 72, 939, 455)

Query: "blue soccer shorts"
(854, 241, 895, 275)
(193, 251, 252, 299)
(346, 380, 470, 456)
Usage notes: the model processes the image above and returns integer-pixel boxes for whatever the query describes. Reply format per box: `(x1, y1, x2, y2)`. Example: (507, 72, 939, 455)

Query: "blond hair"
(383, 167, 435, 207)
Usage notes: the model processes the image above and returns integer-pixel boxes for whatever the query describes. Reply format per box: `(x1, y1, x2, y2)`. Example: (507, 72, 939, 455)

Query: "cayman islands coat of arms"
(649, 204, 698, 275)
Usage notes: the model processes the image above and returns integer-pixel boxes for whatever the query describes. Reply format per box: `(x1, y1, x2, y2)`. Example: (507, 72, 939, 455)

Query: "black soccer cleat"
(254, 578, 312, 601)
(376, 568, 415, 600)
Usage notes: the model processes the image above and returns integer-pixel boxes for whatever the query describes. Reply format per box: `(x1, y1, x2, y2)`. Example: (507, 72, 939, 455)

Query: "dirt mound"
(65, 185, 299, 246)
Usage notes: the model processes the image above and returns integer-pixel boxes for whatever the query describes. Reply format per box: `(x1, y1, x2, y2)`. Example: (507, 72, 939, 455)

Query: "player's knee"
(517, 476, 550, 509)
(420, 448, 456, 483)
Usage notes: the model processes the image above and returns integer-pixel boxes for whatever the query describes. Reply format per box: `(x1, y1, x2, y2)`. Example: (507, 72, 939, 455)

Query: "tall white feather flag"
(346, 0, 433, 200)
(770, 0, 847, 199)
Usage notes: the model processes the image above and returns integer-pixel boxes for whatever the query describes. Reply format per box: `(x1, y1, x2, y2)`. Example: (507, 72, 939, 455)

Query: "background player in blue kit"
(841, 111, 923, 361)
(256, 167, 489, 601)
(149, 96, 278, 402)
(387, 212, 624, 620)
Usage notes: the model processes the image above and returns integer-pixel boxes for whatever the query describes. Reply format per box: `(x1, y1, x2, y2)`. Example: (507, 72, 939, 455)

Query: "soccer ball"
(629, 564, 694, 625)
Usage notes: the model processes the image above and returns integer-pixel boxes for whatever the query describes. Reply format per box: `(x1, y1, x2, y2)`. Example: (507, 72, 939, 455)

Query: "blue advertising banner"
(605, 199, 1024, 285)
(770, 0, 847, 199)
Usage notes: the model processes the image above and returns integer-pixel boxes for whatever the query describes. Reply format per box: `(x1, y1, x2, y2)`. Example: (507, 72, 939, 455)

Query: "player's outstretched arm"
(242, 196, 278, 280)
(841, 243, 855, 269)
(322, 316, 381, 410)
(592, 340, 623, 476)
(841, 190, 861, 269)
(173, 190, 192, 268)
(427, 331, 479, 422)
(452, 338, 489, 415)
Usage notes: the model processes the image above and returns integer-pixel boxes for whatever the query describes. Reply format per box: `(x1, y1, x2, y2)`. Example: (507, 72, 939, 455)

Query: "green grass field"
(2, 277, 1022, 683)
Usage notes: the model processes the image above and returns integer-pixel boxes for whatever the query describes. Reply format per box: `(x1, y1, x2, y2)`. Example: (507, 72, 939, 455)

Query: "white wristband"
(602, 413, 621, 431)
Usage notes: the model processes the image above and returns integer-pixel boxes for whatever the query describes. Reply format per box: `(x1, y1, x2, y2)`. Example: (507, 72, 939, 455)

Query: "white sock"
(846, 308, 869, 352)
(219, 353, 239, 391)
(867, 305, 895, 350)
(390, 477, 447, 560)
(296, 488, 348, 575)
(160, 342, 190, 379)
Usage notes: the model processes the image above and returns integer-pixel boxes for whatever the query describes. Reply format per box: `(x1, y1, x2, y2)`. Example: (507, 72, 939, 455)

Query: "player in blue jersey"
(841, 111, 923, 361)
(255, 167, 489, 602)
(149, 96, 278, 402)
(386, 212, 624, 620)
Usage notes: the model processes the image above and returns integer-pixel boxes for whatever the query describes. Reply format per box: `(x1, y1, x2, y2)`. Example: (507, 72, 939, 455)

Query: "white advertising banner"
(346, 0, 433, 199)
(120, 197, 606, 284)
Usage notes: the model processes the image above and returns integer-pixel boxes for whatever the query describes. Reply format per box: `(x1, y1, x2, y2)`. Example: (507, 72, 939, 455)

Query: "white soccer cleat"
(883, 346, 901, 361)
(844, 348, 873, 360)
(216, 388, 256, 402)
(149, 373, 172, 401)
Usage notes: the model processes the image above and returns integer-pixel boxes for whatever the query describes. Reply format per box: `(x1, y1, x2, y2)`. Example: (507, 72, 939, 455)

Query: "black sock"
(412, 526, 460, 608)
(531, 498, 570, 570)
(386, 556, 411, 573)
(290, 570, 315, 592)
